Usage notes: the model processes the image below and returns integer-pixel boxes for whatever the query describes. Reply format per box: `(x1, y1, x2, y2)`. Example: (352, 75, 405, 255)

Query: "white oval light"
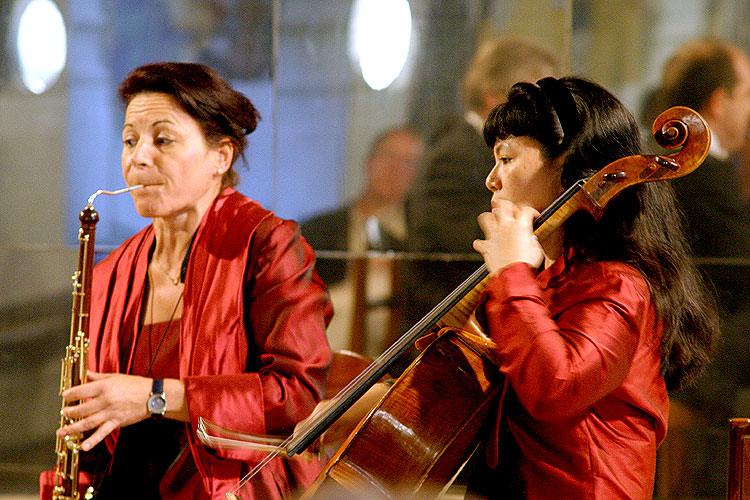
(349, 0, 412, 91)
(13, 0, 67, 94)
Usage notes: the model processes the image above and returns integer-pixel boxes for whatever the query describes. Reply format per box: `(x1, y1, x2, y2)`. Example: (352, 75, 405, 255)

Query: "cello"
(199, 106, 710, 500)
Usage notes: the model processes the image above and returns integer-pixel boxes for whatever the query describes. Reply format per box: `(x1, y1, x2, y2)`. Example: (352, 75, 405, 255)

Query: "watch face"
(148, 394, 166, 414)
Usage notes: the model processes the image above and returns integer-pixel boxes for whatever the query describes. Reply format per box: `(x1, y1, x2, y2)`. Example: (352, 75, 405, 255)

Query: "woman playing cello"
(466, 76, 718, 499)
(202, 76, 717, 500)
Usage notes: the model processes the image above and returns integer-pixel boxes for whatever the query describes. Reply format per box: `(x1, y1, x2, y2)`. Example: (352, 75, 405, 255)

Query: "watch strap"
(151, 378, 164, 395)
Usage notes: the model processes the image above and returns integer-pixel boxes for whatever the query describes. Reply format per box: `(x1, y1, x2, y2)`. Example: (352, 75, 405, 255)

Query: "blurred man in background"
(646, 37, 750, 499)
(302, 127, 424, 355)
(403, 36, 561, 325)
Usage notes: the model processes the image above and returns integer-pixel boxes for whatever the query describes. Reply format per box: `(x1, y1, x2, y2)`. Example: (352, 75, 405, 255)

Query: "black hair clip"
(535, 77, 579, 145)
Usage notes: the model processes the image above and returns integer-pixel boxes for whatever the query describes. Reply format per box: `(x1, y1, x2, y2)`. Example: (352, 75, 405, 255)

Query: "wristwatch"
(147, 378, 167, 417)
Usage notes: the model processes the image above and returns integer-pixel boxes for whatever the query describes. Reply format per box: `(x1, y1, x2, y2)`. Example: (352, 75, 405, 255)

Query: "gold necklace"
(154, 258, 180, 286)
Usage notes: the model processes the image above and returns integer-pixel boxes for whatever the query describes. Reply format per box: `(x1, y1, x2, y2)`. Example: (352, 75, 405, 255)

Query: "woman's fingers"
(57, 373, 153, 451)
(474, 201, 544, 273)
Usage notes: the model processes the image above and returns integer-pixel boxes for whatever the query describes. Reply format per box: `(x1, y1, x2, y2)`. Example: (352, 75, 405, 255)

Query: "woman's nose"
(485, 164, 501, 191)
(128, 139, 151, 167)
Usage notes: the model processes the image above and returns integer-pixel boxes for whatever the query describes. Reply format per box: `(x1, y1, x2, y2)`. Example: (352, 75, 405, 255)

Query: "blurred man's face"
(366, 131, 424, 204)
(716, 51, 750, 153)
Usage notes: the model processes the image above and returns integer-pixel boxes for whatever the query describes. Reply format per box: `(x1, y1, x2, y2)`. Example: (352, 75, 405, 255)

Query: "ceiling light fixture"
(9, 0, 67, 94)
(348, 0, 412, 91)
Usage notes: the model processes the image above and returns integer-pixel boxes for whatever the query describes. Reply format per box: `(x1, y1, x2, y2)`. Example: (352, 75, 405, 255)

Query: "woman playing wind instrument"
(41, 62, 332, 500)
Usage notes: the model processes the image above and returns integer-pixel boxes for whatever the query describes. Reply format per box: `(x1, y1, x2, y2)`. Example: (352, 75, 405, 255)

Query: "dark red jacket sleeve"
(184, 218, 333, 454)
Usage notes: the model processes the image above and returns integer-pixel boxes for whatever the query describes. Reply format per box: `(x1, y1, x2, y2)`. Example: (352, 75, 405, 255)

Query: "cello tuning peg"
(603, 171, 628, 181)
(654, 155, 680, 171)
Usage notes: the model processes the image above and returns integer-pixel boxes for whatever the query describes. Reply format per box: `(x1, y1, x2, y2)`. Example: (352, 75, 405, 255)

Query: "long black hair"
(483, 76, 718, 390)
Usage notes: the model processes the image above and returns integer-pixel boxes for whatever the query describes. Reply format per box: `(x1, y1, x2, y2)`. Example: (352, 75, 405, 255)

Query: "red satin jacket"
(481, 258, 668, 500)
(85, 188, 331, 499)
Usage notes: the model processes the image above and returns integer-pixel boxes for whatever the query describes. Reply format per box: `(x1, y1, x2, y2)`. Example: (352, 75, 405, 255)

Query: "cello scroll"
(653, 105, 710, 157)
(564, 105, 710, 226)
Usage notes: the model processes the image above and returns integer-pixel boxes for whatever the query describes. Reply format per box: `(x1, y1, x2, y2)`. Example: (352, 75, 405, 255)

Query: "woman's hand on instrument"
(56, 371, 153, 451)
(474, 199, 544, 274)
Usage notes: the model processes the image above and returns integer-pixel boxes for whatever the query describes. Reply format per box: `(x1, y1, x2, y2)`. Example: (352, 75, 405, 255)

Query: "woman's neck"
(151, 184, 222, 267)
(152, 223, 195, 269)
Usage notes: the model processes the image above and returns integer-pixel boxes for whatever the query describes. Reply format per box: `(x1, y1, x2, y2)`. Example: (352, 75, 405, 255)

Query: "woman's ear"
(215, 138, 234, 174)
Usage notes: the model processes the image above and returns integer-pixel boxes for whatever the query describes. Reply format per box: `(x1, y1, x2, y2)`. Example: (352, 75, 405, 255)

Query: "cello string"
(267, 147, 690, 454)
(225, 168, 639, 487)
(222, 181, 596, 486)
(222, 107, 708, 497)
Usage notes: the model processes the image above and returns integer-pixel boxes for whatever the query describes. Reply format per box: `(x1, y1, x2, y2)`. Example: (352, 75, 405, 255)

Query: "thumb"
(518, 206, 541, 232)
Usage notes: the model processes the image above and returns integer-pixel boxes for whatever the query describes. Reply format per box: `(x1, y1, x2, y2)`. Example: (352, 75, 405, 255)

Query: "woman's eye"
(155, 136, 173, 146)
(123, 138, 136, 147)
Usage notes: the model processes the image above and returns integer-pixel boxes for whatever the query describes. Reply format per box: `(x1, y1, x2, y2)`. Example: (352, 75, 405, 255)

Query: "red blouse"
(131, 320, 180, 378)
(481, 257, 668, 500)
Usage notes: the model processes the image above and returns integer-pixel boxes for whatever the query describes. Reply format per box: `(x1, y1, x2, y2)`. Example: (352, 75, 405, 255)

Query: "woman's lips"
(133, 181, 164, 189)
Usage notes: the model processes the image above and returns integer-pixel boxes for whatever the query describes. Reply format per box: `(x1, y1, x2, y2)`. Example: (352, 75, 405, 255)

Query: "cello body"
(301, 328, 503, 499)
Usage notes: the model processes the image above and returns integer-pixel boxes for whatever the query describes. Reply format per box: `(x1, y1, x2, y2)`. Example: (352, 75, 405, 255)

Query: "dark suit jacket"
(672, 153, 750, 315)
(671, 154, 750, 431)
(301, 204, 407, 288)
(407, 119, 495, 254)
(673, 154, 750, 258)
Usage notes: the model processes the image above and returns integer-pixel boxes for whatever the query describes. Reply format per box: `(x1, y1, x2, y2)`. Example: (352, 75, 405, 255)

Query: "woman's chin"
(132, 202, 161, 219)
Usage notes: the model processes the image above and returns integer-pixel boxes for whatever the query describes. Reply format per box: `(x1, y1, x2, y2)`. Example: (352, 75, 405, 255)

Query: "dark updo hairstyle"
(118, 62, 260, 187)
(483, 76, 718, 390)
